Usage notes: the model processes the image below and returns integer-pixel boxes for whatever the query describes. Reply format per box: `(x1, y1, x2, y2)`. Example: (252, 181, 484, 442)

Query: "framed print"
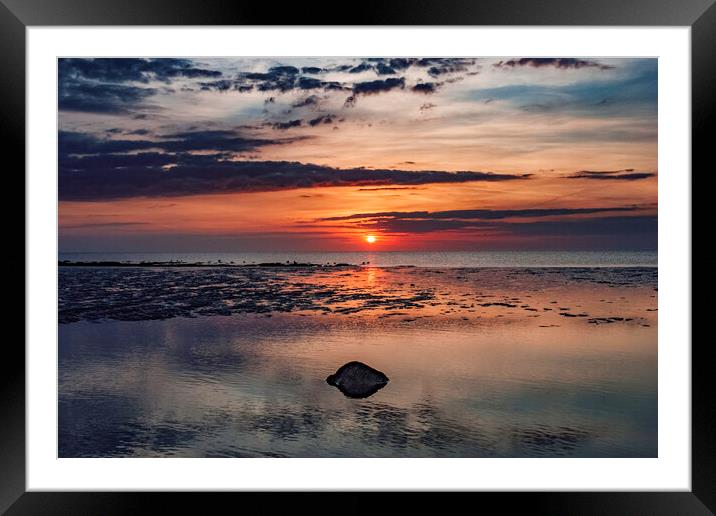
(6, 0, 714, 513)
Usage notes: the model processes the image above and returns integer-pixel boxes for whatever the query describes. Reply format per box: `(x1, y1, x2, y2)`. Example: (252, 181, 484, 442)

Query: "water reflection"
(59, 307, 656, 458)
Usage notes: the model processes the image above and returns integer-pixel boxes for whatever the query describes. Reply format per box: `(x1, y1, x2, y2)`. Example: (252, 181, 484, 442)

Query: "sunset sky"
(58, 57, 657, 252)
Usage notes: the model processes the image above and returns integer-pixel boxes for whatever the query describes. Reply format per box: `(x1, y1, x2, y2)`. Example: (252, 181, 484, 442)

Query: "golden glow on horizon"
(58, 176, 658, 252)
(365, 235, 377, 244)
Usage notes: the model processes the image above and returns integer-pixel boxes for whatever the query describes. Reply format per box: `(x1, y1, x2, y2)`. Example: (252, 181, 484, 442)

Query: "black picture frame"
(4, 0, 714, 513)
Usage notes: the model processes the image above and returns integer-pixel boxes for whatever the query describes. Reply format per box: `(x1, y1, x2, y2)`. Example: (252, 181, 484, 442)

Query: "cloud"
(59, 154, 529, 201)
(59, 130, 295, 156)
(349, 62, 373, 74)
(412, 82, 441, 94)
(307, 114, 335, 126)
(494, 58, 614, 70)
(353, 78, 406, 95)
(386, 58, 414, 70)
(345, 58, 477, 77)
(318, 207, 655, 242)
(59, 82, 159, 114)
(176, 59, 482, 107)
(319, 206, 641, 222)
(59, 58, 222, 84)
(301, 66, 325, 74)
(376, 62, 397, 75)
(414, 58, 477, 73)
(311, 207, 655, 247)
(268, 65, 300, 75)
(272, 119, 303, 130)
(292, 95, 321, 108)
(428, 64, 467, 77)
(58, 58, 223, 113)
(566, 169, 656, 180)
(60, 151, 178, 170)
(198, 79, 235, 92)
(296, 77, 344, 91)
(200, 68, 347, 94)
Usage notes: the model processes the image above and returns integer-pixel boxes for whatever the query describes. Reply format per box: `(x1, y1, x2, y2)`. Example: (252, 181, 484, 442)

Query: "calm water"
(58, 266, 657, 457)
(59, 250, 657, 268)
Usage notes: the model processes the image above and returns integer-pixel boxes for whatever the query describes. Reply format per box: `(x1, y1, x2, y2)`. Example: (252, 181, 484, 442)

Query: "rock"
(326, 361, 389, 398)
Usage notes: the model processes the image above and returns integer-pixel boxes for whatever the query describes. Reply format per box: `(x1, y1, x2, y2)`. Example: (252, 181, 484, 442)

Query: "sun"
(365, 235, 377, 244)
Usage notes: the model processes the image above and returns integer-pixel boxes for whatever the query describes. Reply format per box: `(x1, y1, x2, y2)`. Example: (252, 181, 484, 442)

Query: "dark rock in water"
(326, 361, 389, 398)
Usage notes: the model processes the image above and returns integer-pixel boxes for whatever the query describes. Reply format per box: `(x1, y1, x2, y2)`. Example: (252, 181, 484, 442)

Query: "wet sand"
(58, 266, 657, 457)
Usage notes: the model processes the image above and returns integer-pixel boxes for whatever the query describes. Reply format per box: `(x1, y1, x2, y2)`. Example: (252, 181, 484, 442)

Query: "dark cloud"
(59, 81, 158, 114)
(417, 58, 477, 78)
(59, 147, 529, 201)
(296, 77, 345, 91)
(268, 66, 300, 75)
(272, 119, 303, 130)
(58, 59, 219, 113)
(319, 206, 641, 222)
(494, 58, 614, 70)
(294, 77, 323, 90)
(58, 58, 485, 116)
(428, 64, 467, 77)
(344, 58, 477, 76)
(312, 206, 655, 246)
(412, 82, 440, 94)
(199, 73, 345, 94)
(198, 79, 233, 92)
(362, 215, 657, 240)
(376, 63, 397, 75)
(160, 58, 481, 103)
(301, 66, 325, 74)
(388, 58, 415, 70)
(353, 78, 405, 95)
(61, 152, 178, 170)
(566, 169, 656, 180)
(349, 62, 373, 74)
(322, 207, 655, 243)
(343, 95, 357, 108)
(59, 58, 222, 84)
(308, 114, 335, 126)
(292, 95, 320, 108)
(59, 130, 294, 156)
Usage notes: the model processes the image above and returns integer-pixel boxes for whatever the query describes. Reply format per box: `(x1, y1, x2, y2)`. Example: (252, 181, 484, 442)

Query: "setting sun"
(365, 235, 377, 244)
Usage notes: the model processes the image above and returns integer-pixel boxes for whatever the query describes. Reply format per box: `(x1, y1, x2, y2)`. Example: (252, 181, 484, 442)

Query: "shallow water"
(58, 267, 657, 457)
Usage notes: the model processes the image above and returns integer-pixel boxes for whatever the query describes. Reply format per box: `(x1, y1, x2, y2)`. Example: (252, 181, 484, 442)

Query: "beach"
(59, 265, 657, 457)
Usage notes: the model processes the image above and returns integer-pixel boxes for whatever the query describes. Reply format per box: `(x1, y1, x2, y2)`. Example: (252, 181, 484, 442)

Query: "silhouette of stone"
(326, 361, 389, 398)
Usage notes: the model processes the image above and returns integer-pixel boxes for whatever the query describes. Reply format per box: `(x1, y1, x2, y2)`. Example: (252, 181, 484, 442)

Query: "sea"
(58, 250, 657, 268)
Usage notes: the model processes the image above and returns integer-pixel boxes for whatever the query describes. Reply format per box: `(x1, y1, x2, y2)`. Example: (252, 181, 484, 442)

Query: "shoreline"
(58, 260, 657, 269)
(59, 260, 357, 268)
